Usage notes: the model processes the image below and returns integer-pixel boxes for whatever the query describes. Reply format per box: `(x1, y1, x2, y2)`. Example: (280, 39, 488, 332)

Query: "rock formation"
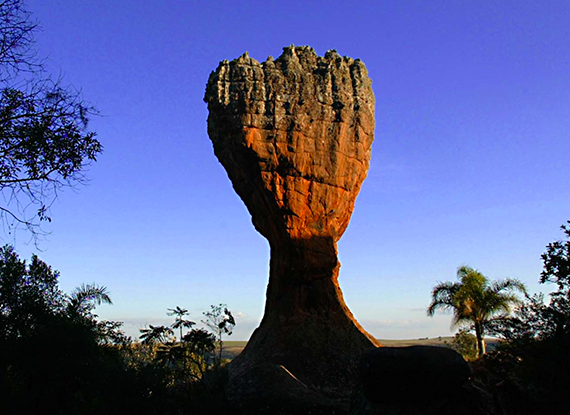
(353, 347, 497, 415)
(358, 346, 472, 405)
(204, 46, 380, 406)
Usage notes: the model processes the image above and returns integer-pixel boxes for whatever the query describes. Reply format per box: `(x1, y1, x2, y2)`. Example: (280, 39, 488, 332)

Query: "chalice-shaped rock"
(204, 46, 380, 405)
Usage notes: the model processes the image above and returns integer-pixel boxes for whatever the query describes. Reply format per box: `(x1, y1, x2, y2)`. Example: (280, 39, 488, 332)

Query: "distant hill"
(222, 337, 499, 359)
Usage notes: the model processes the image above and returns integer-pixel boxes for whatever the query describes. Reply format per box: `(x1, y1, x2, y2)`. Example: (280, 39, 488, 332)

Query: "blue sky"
(9, 0, 570, 340)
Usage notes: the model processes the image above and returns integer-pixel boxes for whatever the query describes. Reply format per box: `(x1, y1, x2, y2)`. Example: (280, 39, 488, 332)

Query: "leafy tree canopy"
(480, 221, 570, 413)
(489, 221, 570, 343)
(0, 245, 136, 414)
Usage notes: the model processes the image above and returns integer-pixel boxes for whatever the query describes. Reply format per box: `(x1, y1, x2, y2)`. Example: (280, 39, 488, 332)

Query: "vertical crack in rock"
(204, 46, 381, 406)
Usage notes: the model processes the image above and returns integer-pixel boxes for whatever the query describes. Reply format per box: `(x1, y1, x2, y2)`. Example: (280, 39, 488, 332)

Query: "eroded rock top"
(205, 46, 375, 243)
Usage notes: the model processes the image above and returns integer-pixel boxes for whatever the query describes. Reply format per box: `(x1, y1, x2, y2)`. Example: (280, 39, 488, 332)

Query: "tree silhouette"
(202, 303, 235, 367)
(478, 222, 570, 413)
(182, 328, 216, 379)
(67, 283, 112, 318)
(0, 0, 101, 242)
(0, 244, 63, 339)
(139, 324, 174, 345)
(138, 308, 217, 388)
(428, 265, 526, 357)
(489, 221, 570, 343)
(0, 245, 138, 414)
(167, 306, 195, 341)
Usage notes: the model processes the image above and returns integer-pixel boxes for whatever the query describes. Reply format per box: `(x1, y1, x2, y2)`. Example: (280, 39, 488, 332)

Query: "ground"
(222, 337, 499, 359)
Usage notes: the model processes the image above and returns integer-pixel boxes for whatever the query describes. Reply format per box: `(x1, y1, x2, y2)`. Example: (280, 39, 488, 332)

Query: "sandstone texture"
(204, 46, 380, 408)
(205, 46, 374, 246)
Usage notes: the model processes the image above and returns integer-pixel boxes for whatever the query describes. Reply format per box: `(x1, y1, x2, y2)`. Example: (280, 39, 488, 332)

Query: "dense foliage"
(449, 328, 478, 361)
(479, 221, 570, 413)
(0, 245, 136, 414)
(0, 245, 234, 415)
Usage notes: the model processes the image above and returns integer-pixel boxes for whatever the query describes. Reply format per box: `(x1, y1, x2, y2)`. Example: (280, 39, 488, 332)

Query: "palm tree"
(67, 283, 112, 317)
(167, 306, 195, 341)
(139, 324, 174, 345)
(427, 265, 527, 357)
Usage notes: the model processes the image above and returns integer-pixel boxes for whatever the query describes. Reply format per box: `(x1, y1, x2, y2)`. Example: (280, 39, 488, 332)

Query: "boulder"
(358, 346, 472, 404)
(227, 364, 345, 414)
(351, 346, 497, 415)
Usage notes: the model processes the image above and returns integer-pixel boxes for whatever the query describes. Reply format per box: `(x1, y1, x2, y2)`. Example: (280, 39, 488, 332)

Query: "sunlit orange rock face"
(205, 46, 380, 405)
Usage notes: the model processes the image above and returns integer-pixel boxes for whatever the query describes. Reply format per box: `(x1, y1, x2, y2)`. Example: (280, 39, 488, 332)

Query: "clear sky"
(10, 0, 570, 340)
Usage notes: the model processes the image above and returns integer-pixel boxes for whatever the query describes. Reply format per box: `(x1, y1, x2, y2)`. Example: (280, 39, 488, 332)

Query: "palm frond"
(139, 324, 174, 345)
(67, 283, 111, 315)
(167, 306, 188, 317)
(427, 281, 460, 316)
(172, 319, 195, 329)
(489, 278, 527, 295)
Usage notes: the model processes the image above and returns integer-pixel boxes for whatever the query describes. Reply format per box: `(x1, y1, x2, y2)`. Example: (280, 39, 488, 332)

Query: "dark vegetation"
(0, 5, 235, 409)
(430, 221, 570, 413)
(475, 221, 570, 414)
(0, 245, 235, 414)
(2, 222, 567, 414)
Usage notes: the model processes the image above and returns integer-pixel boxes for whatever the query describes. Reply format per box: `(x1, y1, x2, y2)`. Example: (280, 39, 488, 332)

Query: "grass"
(222, 341, 248, 359)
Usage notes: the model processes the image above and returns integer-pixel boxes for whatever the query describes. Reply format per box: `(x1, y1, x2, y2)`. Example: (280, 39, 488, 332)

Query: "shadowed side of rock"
(204, 46, 380, 409)
(351, 346, 497, 415)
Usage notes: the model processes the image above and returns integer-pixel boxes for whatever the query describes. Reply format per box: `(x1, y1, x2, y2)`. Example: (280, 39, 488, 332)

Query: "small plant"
(139, 324, 174, 345)
(139, 306, 218, 386)
(202, 304, 235, 368)
(167, 306, 195, 341)
(450, 328, 478, 361)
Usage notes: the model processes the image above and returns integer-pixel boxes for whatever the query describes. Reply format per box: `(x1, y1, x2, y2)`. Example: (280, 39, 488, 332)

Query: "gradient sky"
(9, 0, 570, 340)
